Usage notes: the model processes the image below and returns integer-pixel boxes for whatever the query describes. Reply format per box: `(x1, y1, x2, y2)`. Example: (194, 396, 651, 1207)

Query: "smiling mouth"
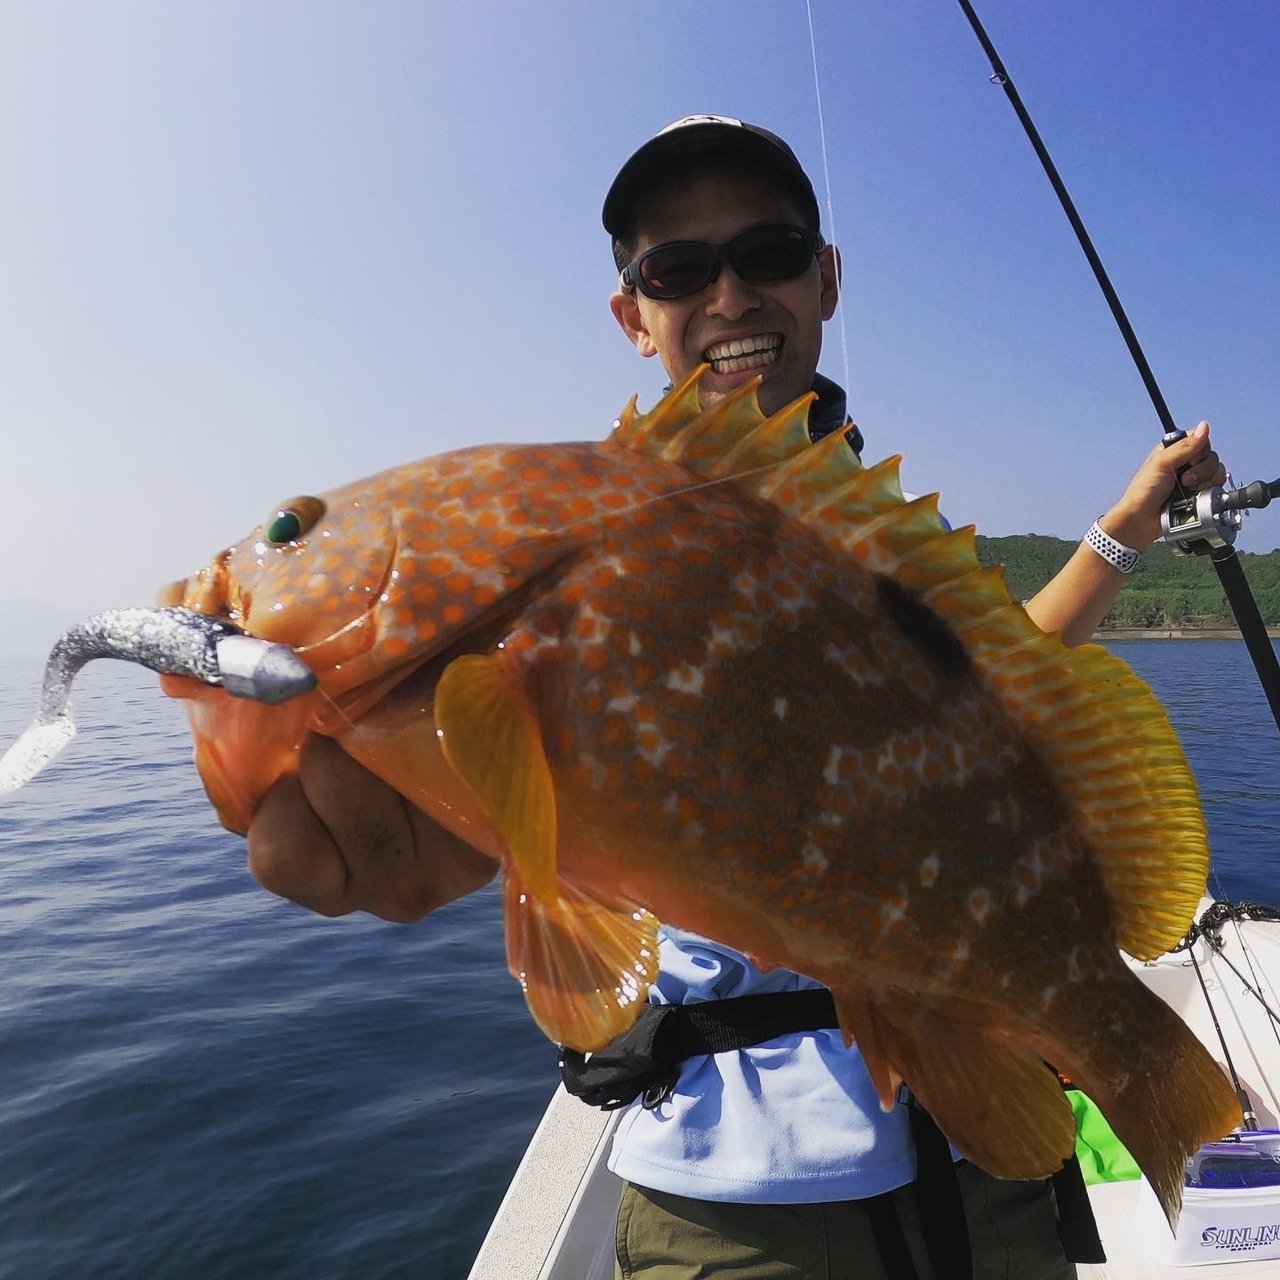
(703, 333, 783, 375)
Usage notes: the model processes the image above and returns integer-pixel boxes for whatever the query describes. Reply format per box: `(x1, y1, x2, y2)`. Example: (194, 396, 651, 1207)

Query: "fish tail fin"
(1066, 976, 1242, 1226)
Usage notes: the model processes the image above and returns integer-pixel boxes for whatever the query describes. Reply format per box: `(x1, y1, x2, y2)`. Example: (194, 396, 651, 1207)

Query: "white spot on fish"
(919, 854, 940, 888)
(968, 889, 991, 925)
(665, 663, 704, 695)
(271, 602, 284, 613)
(608, 692, 638, 715)
(1039, 985, 1059, 1012)
(822, 745, 844, 786)
(879, 895, 908, 931)
(773, 697, 788, 719)
(629, 631, 642, 657)
(800, 842, 828, 877)
(952, 938, 970, 966)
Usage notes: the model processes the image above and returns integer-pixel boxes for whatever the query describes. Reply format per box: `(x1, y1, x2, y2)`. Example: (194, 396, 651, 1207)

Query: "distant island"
(977, 534, 1280, 635)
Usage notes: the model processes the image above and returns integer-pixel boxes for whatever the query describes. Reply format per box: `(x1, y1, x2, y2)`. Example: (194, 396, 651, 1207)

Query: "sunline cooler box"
(1132, 1132, 1280, 1267)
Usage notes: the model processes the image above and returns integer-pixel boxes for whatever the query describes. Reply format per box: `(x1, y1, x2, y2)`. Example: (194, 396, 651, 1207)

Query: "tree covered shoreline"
(976, 534, 1280, 631)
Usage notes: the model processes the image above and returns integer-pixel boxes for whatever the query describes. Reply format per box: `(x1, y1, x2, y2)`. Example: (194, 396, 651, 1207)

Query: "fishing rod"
(953, 0, 1280, 733)
(1185, 940, 1260, 1131)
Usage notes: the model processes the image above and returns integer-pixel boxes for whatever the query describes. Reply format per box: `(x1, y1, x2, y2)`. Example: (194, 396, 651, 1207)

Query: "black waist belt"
(559, 988, 1105, 1272)
(559, 989, 839, 1110)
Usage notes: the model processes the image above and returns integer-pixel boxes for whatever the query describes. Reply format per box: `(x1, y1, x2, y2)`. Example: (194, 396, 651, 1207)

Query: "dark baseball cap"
(603, 115, 821, 239)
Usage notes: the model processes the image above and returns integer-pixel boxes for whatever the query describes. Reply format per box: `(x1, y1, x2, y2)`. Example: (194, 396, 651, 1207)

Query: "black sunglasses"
(620, 223, 824, 301)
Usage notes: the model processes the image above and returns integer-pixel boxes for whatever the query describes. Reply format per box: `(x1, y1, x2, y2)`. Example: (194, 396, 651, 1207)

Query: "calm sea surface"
(0, 640, 1277, 1278)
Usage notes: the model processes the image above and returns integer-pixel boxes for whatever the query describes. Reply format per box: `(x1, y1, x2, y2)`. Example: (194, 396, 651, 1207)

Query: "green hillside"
(975, 534, 1280, 630)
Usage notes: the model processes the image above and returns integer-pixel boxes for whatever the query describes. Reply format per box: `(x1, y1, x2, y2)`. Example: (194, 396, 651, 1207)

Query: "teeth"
(704, 334, 783, 368)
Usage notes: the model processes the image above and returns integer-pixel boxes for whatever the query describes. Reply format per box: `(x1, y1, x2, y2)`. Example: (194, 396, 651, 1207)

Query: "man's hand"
(247, 735, 498, 922)
(1026, 420, 1226, 646)
(1101, 422, 1226, 550)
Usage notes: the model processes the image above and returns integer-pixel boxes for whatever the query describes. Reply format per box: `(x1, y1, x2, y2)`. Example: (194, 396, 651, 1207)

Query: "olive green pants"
(614, 1164, 1077, 1280)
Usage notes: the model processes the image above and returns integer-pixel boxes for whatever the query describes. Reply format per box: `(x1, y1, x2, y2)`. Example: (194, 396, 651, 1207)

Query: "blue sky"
(1, 1, 1277, 657)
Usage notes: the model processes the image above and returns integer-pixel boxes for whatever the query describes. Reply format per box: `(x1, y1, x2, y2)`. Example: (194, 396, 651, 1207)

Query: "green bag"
(1068, 1088, 1141, 1184)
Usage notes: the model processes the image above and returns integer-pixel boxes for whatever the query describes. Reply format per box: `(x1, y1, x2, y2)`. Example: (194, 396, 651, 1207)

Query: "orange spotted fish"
(158, 368, 1239, 1221)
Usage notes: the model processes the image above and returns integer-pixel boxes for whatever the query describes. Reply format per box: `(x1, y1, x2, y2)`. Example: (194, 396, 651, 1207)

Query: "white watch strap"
(1085, 520, 1141, 573)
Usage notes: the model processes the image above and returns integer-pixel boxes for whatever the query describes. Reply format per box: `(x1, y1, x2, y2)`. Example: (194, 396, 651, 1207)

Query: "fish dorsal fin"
(503, 863, 660, 1051)
(610, 365, 706, 455)
(610, 368, 1209, 959)
(434, 652, 559, 905)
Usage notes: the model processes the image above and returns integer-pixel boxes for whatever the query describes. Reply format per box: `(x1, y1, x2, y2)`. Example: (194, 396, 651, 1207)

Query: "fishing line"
(804, 0, 852, 408)
(1197, 887, 1280, 1049)
(952, 0, 1280, 733)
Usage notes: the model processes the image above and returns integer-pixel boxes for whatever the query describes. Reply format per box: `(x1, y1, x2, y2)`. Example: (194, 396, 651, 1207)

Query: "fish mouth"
(702, 333, 783, 376)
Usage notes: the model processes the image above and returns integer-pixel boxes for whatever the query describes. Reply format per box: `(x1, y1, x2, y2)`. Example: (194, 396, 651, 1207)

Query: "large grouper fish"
(1, 368, 1240, 1221)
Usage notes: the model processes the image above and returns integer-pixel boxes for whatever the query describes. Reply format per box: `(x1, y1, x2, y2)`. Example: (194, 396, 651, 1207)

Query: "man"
(247, 118, 1224, 1277)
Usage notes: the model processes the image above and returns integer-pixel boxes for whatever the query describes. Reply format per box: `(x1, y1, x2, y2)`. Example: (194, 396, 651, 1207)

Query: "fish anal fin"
(434, 652, 558, 905)
(503, 864, 660, 1052)
(831, 989, 1076, 1180)
(830, 988, 903, 1110)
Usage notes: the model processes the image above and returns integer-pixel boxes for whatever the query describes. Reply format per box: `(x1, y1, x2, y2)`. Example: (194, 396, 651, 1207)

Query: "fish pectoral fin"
(503, 863, 660, 1053)
(434, 652, 558, 905)
(831, 989, 1076, 1180)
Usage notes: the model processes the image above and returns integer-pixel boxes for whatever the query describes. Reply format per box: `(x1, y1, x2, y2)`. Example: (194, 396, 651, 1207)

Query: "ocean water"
(0, 639, 1277, 1278)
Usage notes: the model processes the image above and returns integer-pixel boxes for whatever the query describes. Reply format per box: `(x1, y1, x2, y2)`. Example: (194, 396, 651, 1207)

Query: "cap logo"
(659, 114, 744, 134)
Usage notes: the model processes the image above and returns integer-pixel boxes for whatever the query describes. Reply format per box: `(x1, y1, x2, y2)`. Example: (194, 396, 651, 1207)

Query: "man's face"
(610, 166, 840, 417)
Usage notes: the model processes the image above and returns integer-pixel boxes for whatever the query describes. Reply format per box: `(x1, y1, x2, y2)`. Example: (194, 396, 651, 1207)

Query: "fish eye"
(265, 495, 326, 546)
